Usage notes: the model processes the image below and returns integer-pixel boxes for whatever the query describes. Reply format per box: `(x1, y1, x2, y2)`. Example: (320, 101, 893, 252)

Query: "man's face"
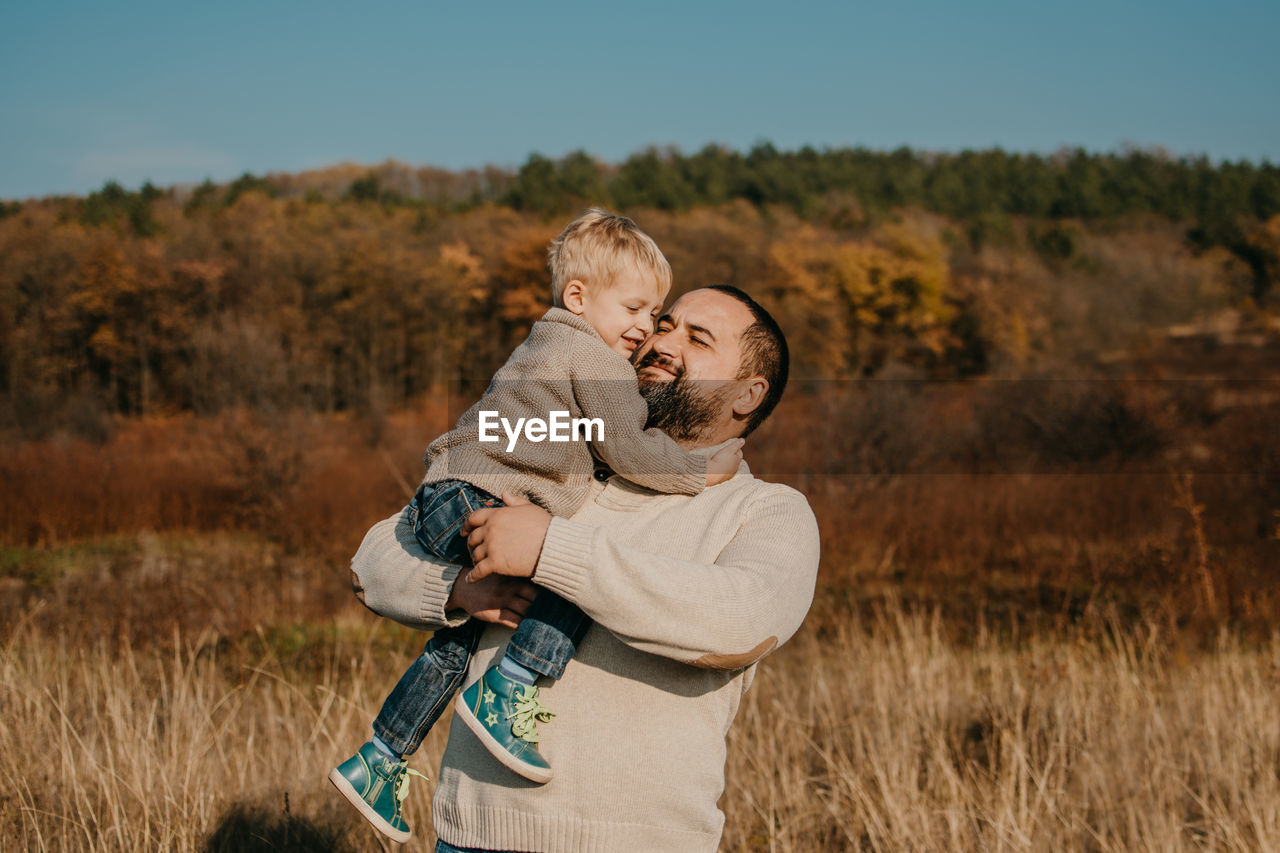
(630, 289, 756, 443)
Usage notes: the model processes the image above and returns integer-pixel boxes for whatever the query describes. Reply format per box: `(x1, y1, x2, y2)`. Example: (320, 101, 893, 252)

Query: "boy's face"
(571, 266, 668, 358)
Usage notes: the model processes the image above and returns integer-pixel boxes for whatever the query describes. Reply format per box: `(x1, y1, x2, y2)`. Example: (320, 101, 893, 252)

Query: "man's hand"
(463, 492, 552, 583)
(445, 572, 538, 629)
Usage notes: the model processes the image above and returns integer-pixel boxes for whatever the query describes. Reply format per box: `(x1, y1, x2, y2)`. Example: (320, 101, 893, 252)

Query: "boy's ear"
(562, 280, 587, 314)
(732, 378, 768, 418)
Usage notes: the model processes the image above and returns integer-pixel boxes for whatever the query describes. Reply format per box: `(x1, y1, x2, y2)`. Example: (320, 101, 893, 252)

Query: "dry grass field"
(721, 608, 1280, 851)
(1, 366, 1276, 850)
(2, 594, 1277, 852)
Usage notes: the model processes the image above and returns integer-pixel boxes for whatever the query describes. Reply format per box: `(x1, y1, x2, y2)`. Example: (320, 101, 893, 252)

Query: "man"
(351, 286, 821, 852)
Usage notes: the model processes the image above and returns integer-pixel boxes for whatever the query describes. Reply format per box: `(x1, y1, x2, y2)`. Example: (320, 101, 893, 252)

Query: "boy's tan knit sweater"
(351, 458, 821, 853)
(422, 307, 706, 516)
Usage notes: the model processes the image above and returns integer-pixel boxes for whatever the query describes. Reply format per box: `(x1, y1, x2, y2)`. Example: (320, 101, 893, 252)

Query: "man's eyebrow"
(688, 323, 717, 342)
(655, 313, 674, 326)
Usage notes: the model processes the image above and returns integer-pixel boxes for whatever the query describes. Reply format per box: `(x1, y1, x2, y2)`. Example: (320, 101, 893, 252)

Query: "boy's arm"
(533, 488, 820, 669)
(570, 349, 707, 495)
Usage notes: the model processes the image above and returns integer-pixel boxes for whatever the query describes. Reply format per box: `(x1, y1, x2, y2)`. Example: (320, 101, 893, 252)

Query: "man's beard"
(635, 351, 732, 443)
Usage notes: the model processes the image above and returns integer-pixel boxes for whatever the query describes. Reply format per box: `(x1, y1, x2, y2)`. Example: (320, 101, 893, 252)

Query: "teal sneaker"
(328, 742, 427, 843)
(455, 666, 555, 784)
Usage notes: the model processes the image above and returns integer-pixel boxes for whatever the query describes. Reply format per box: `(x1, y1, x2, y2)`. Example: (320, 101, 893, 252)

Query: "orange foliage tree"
(765, 219, 952, 377)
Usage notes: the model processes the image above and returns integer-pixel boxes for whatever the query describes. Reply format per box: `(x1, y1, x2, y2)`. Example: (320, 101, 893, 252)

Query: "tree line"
(17, 143, 1275, 241)
(2, 144, 1277, 438)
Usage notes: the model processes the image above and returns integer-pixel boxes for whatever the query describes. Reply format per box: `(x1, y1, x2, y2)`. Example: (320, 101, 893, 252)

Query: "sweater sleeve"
(349, 506, 470, 632)
(570, 347, 707, 496)
(532, 488, 820, 669)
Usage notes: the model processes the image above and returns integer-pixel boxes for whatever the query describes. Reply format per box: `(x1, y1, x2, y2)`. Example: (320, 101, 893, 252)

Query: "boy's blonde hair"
(548, 208, 672, 307)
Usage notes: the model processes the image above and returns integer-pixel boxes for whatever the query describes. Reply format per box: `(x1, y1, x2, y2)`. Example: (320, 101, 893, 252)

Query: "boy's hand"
(463, 493, 552, 583)
(706, 438, 745, 486)
(445, 573, 538, 629)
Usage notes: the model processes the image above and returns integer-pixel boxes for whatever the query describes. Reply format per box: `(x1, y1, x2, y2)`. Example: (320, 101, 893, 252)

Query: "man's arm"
(466, 487, 820, 669)
(541, 488, 819, 668)
(350, 507, 537, 631)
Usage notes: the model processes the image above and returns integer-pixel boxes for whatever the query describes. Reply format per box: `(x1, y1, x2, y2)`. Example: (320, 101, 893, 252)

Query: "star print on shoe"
(455, 665, 554, 784)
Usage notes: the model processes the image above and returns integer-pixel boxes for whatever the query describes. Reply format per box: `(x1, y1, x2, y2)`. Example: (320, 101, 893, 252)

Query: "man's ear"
(561, 280, 587, 314)
(731, 377, 768, 418)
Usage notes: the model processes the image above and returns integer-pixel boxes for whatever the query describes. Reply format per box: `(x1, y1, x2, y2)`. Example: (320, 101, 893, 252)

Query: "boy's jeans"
(436, 841, 508, 853)
(371, 481, 592, 757)
(435, 841, 509, 853)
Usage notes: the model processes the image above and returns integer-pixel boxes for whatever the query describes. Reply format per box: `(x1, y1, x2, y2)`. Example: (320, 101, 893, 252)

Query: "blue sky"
(2, 0, 1276, 199)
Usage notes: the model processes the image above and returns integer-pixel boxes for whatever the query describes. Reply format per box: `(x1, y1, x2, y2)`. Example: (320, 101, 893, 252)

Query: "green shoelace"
(393, 765, 430, 807)
(506, 686, 556, 743)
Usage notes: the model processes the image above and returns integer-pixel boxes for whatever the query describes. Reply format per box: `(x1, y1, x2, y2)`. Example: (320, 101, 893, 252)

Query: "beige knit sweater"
(351, 456, 821, 852)
(422, 307, 707, 517)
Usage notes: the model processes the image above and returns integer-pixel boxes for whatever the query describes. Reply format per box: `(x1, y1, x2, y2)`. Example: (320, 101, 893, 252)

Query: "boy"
(329, 209, 743, 842)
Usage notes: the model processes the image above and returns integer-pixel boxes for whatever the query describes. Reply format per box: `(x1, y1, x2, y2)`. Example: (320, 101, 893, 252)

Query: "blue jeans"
(436, 840, 520, 853)
(371, 481, 592, 757)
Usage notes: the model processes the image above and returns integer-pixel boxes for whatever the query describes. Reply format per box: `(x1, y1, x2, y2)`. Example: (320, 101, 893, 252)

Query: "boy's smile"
(567, 266, 668, 358)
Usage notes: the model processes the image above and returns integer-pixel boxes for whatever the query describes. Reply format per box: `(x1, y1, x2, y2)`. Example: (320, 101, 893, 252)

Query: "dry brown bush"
(3, 371, 1277, 640)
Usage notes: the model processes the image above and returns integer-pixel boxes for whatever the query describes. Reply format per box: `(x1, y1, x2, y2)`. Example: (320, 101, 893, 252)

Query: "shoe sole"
(328, 768, 412, 843)
(454, 692, 554, 784)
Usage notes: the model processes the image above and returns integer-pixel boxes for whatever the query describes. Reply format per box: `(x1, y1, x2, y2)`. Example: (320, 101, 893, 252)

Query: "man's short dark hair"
(707, 285, 789, 437)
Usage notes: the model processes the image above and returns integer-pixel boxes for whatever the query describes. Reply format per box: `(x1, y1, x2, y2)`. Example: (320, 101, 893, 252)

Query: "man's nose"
(651, 333, 678, 357)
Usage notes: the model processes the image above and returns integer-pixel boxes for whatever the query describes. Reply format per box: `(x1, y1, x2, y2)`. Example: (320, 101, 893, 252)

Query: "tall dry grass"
(3, 603, 1277, 852)
(0, 613, 437, 852)
(723, 606, 1280, 851)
